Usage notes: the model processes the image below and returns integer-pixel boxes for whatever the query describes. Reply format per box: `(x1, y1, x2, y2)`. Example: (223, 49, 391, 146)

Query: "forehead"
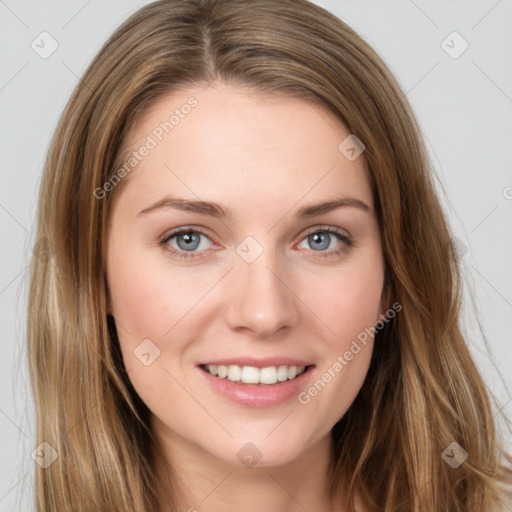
(112, 83, 372, 215)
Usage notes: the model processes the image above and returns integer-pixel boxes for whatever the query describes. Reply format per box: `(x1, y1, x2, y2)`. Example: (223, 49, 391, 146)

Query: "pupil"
(310, 232, 329, 251)
(178, 232, 200, 251)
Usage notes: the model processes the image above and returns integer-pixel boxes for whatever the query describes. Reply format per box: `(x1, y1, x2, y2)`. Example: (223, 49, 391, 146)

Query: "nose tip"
(225, 254, 300, 337)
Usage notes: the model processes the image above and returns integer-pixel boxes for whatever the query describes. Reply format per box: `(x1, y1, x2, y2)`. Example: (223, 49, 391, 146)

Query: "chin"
(206, 433, 312, 470)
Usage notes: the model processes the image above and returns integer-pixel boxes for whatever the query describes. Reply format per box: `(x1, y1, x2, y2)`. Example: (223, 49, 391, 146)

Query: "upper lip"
(197, 357, 314, 368)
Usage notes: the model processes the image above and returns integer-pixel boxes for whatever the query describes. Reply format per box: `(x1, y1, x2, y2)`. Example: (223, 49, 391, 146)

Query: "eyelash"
(158, 225, 355, 261)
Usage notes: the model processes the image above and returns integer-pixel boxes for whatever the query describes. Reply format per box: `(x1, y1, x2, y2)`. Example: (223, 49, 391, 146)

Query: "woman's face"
(106, 82, 386, 468)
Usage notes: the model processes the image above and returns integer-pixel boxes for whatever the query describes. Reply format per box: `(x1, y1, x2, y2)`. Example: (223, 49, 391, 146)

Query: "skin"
(106, 82, 386, 512)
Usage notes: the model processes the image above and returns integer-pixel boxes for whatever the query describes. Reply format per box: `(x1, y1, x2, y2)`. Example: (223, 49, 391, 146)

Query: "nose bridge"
(226, 236, 300, 335)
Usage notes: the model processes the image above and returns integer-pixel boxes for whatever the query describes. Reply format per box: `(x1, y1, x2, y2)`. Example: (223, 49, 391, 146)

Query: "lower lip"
(197, 365, 315, 408)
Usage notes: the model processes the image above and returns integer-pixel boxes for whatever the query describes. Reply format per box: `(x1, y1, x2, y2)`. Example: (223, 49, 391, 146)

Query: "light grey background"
(1, 1, 511, 510)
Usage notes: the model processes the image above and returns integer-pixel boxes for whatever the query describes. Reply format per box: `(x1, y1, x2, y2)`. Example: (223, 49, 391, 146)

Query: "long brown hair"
(27, 0, 512, 510)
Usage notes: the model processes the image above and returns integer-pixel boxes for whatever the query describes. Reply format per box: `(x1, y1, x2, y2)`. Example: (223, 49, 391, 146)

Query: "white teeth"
(227, 365, 242, 382)
(241, 366, 260, 384)
(204, 364, 308, 384)
(288, 366, 297, 379)
(260, 366, 277, 384)
(277, 365, 289, 382)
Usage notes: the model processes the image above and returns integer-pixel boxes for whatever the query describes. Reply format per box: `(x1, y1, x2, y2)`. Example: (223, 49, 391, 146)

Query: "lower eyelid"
(160, 227, 353, 257)
(164, 230, 214, 250)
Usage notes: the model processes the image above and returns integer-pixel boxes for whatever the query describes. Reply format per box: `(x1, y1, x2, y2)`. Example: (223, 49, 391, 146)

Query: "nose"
(225, 248, 301, 338)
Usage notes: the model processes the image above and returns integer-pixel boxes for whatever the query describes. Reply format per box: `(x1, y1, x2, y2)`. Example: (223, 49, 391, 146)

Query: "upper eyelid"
(161, 225, 351, 246)
(161, 226, 215, 244)
(300, 225, 351, 237)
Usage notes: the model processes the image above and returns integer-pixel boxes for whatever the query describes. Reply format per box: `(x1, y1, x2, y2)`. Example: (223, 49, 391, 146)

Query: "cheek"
(109, 262, 167, 339)
(335, 274, 382, 339)
(306, 259, 384, 347)
(108, 245, 201, 340)
(296, 255, 383, 419)
(106, 244, 178, 380)
(107, 244, 218, 391)
(107, 252, 193, 409)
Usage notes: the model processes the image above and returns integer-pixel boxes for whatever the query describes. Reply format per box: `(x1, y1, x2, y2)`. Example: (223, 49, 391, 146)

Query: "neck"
(151, 416, 343, 512)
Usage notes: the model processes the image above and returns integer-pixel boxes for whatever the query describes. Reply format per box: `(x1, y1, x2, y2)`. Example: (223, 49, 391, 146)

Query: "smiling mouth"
(199, 363, 315, 386)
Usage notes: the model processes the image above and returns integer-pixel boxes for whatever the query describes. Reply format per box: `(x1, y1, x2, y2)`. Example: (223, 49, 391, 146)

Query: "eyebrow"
(136, 196, 371, 219)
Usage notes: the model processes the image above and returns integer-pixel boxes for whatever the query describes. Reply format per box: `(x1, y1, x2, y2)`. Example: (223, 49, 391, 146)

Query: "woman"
(27, 0, 512, 510)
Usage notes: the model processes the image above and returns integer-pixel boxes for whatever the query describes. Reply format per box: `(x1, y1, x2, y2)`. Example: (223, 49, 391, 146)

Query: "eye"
(296, 226, 354, 258)
(159, 225, 354, 261)
(159, 227, 214, 261)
